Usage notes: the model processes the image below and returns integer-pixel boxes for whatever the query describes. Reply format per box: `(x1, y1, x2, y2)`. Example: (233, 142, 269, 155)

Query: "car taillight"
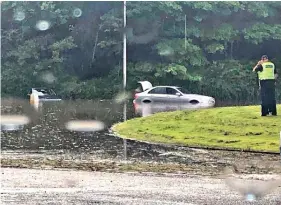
(134, 93, 139, 99)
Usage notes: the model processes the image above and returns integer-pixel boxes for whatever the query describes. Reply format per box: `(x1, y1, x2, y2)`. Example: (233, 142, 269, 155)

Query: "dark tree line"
(1, 1, 281, 103)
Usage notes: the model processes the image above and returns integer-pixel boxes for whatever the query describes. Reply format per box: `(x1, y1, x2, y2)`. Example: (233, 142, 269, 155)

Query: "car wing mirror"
(176, 92, 182, 96)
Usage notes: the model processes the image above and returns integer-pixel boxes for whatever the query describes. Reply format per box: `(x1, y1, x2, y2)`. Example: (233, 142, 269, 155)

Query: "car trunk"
(135, 81, 153, 93)
(134, 81, 153, 99)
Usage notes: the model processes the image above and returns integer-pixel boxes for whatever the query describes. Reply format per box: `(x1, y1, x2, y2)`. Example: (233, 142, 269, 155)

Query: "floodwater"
(1, 99, 133, 150)
(2, 99, 223, 164)
(0, 100, 173, 158)
(1, 98, 278, 167)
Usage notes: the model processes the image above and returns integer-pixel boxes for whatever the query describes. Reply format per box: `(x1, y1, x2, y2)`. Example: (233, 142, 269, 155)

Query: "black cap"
(261, 55, 268, 59)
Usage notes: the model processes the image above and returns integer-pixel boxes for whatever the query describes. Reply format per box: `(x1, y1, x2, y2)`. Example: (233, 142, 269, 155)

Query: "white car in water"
(133, 81, 215, 114)
(28, 88, 62, 102)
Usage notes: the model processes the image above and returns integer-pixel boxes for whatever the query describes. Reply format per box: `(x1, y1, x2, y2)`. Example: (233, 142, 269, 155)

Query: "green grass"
(113, 105, 281, 153)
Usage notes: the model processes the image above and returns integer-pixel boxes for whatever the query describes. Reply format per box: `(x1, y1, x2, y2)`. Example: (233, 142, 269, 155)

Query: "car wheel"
(189, 100, 199, 104)
(142, 99, 151, 104)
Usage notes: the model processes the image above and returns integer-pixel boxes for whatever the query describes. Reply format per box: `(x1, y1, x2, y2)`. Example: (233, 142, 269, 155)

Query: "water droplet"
(65, 120, 105, 132)
(114, 92, 131, 104)
(73, 8, 82, 18)
(1, 115, 30, 131)
(35, 20, 50, 31)
(1, 115, 30, 125)
(41, 72, 56, 84)
(246, 193, 256, 202)
(14, 10, 25, 21)
(224, 175, 281, 201)
(159, 47, 174, 56)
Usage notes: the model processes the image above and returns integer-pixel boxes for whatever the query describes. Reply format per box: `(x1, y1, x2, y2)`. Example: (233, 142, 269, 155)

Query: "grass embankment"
(113, 105, 281, 153)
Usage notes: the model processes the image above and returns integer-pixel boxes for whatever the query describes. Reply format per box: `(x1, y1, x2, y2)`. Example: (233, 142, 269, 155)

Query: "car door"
(147, 87, 168, 103)
(166, 87, 182, 104)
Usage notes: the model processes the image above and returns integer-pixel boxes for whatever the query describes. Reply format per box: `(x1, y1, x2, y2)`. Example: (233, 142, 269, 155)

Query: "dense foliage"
(1, 1, 281, 103)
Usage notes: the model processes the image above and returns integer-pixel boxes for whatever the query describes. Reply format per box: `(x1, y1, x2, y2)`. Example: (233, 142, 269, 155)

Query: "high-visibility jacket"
(258, 62, 275, 80)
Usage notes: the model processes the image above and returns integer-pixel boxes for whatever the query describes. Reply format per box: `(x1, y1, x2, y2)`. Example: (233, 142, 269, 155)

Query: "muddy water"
(1, 99, 182, 161)
(1, 100, 130, 149)
(1, 99, 280, 171)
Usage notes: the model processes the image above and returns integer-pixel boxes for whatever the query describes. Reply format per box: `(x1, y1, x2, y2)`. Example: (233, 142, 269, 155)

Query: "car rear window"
(148, 87, 166, 94)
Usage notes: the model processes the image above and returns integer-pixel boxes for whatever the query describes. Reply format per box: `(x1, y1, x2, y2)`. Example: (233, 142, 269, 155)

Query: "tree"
(1, 1, 281, 102)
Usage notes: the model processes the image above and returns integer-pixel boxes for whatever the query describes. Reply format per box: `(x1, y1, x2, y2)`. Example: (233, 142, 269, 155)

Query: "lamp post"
(185, 14, 187, 50)
(123, 0, 127, 91)
(123, 0, 127, 161)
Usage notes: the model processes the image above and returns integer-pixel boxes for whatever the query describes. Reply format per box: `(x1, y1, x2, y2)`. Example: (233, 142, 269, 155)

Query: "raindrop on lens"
(41, 72, 56, 84)
(159, 47, 174, 56)
(14, 10, 25, 21)
(246, 193, 256, 202)
(65, 120, 105, 132)
(114, 92, 131, 104)
(36, 20, 50, 31)
(224, 170, 281, 202)
(1, 115, 30, 131)
(73, 8, 82, 18)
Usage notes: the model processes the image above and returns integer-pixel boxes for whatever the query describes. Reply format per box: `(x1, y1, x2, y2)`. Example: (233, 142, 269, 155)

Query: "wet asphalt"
(1, 168, 281, 205)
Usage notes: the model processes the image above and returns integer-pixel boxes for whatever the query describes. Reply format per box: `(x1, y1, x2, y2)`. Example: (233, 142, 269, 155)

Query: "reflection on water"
(134, 102, 211, 117)
(140, 103, 152, 117)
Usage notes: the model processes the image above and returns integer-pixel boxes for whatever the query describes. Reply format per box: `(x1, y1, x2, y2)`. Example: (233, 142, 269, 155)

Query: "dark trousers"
(260, 80, 277, 116)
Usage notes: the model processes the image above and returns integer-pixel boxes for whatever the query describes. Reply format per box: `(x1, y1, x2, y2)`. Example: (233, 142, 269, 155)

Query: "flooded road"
(1, 99, 133, 150)
(1, 99, 194, 162)
(1, 99, 218, 157)
(1, 99, 280, 173)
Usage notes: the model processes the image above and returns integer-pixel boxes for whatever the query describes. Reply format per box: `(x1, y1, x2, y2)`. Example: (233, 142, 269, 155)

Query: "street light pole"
(185, 14, 187, 50)
(123, 0, 127, 91)
(123, 0, 127, 161)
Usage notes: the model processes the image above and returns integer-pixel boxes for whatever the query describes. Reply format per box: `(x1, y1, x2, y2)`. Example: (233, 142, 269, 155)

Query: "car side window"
(166, 88, 178, 95)
(148, 87, 166, 94)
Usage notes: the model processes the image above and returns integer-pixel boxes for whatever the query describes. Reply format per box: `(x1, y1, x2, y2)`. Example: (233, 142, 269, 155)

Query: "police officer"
(253, 55, 278, 116)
